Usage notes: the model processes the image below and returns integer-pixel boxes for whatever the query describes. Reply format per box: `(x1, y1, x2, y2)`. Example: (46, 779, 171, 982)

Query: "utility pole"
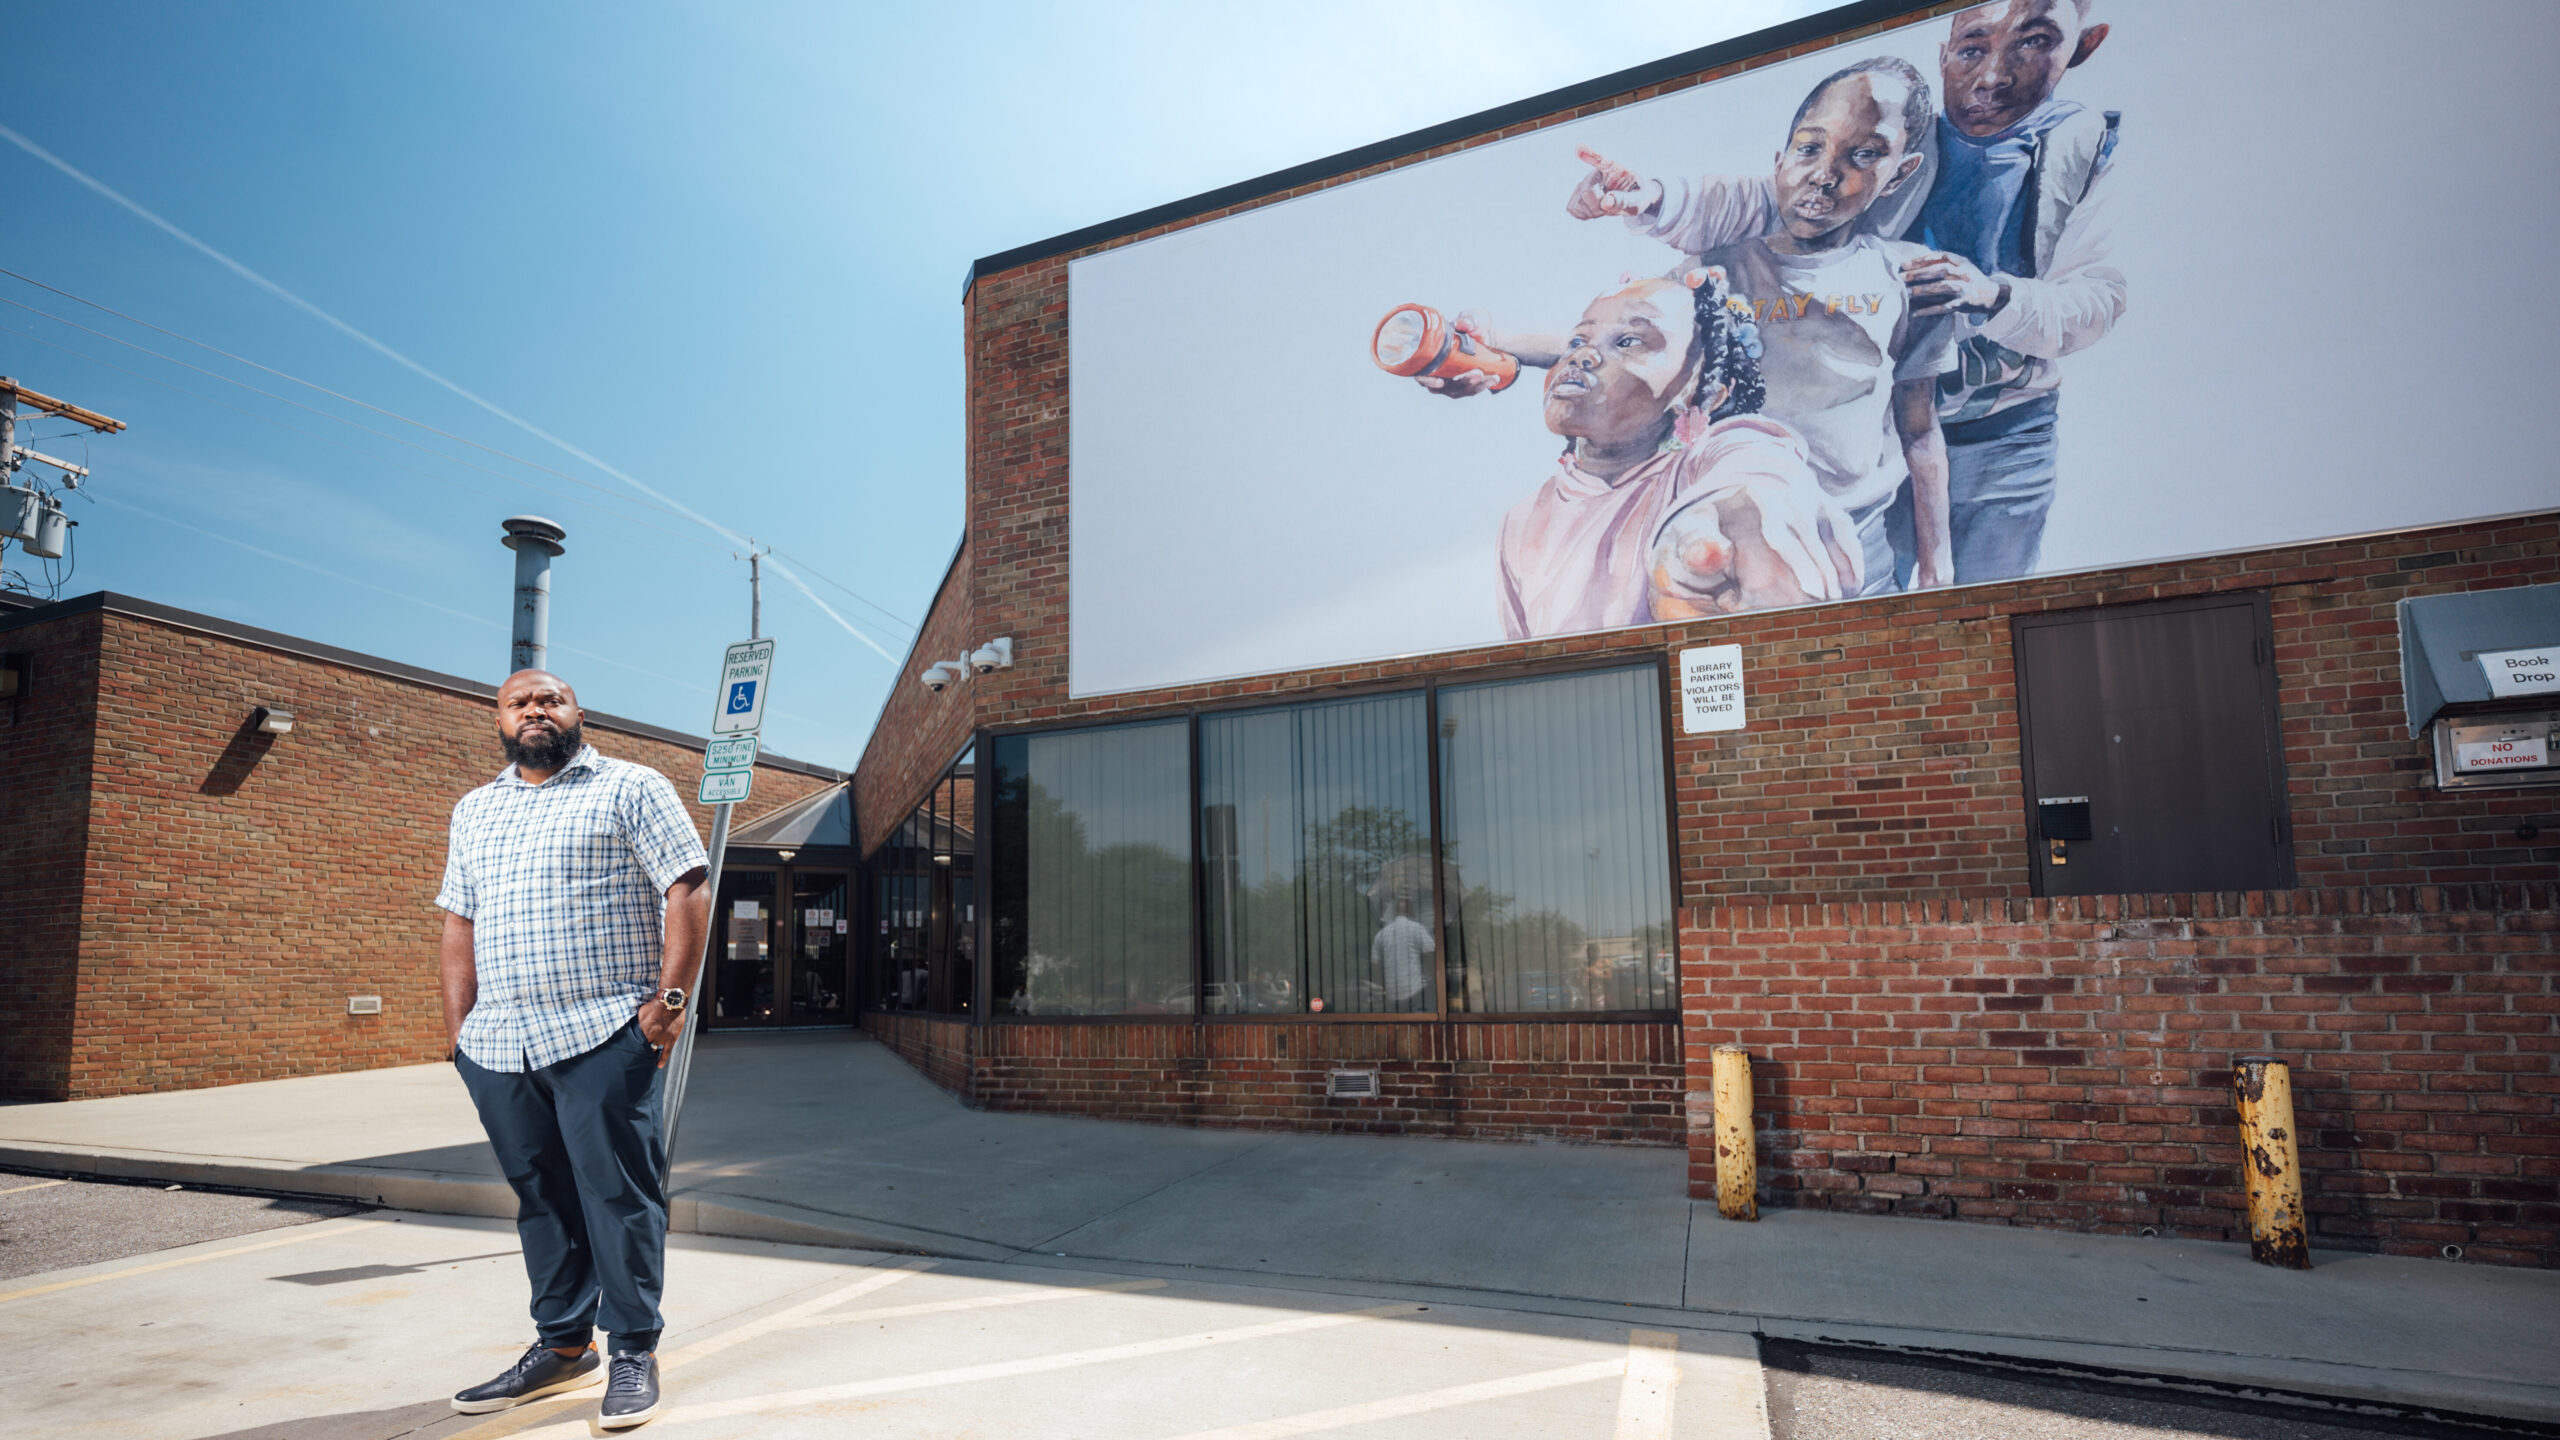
(1, 377, 125, 598)
(741, 543, 769, 640)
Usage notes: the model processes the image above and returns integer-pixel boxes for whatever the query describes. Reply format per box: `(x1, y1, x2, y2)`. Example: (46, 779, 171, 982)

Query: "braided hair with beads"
(1687, 266, 1765, 422)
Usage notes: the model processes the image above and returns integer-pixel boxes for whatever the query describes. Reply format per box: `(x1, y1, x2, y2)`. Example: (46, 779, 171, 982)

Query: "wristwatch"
(657, 987, 688, 1014)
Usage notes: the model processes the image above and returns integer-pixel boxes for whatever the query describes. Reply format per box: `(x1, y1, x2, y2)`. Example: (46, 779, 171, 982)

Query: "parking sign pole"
(659, 639, 775, 1184)
(659, 800, 726, 1178)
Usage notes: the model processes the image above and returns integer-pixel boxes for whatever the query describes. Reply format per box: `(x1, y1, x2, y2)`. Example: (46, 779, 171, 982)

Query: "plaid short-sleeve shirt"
(437, 744, 709, 1072)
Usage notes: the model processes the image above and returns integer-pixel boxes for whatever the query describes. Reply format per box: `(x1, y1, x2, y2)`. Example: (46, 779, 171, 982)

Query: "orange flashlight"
(1371, 304, 1520, 392)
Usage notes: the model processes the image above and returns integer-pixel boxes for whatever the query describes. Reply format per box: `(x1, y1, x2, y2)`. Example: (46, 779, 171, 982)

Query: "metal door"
(2013, 593, 2294, 896)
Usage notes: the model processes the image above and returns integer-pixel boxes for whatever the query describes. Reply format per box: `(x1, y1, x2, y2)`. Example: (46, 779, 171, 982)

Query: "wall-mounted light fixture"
(0, 652, 26, 700)
(253, 706, 295, 736)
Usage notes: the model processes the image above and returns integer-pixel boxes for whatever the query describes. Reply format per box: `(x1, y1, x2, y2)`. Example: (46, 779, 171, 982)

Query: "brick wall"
(5, 605, 839, 1101)
(865, 1014, 1681, 1144)
(853, 544, 975, 857)
(1682, 885, 2560, 1266)
(0, 609, 103, 1100)
(863, 1011, 974, 1097)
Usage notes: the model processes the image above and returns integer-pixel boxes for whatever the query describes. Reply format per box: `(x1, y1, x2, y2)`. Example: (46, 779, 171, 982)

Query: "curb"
(0, 1142, 1020, 1261)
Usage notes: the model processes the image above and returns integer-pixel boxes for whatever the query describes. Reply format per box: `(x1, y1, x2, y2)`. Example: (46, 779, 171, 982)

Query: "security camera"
(968, 637, 1014, 674)
(919, 662, 959, 693)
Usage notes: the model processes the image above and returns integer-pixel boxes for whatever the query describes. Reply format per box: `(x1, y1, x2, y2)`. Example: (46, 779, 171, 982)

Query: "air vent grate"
(347, 995, 383, 1016)
(1326, 1069, 1380, 1100)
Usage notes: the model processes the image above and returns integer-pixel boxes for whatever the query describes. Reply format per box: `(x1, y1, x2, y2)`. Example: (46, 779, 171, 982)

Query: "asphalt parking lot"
(0, 1170, 365, 1280)
(0, 1175, 2529, 1440)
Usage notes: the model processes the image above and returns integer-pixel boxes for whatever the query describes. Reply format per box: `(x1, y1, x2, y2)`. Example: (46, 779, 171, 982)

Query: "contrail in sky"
(0, 122, 898, 664)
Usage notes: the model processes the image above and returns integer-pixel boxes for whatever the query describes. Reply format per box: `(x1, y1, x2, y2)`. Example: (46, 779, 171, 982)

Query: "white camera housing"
(919, 661, 963, 693)
(968, 637, 1014, 674)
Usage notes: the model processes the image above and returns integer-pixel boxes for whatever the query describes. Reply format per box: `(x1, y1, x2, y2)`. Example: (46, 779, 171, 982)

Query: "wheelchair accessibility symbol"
(725, 680, 758, 715)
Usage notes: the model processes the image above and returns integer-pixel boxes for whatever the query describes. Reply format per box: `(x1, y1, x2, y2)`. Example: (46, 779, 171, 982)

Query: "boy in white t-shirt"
(1691, 59, 1957, 592)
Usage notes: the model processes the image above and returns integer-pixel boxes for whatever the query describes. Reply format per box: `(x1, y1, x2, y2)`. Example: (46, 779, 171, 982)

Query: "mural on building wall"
(1066, 0, 2557, 695)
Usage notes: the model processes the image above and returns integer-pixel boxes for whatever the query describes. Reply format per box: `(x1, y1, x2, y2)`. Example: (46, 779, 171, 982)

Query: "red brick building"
(844, 0, 2560, 1265)
(0, 591, 844, 1102)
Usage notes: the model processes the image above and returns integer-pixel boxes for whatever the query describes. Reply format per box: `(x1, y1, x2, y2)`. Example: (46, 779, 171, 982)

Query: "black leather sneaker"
(451, 1342, 602, 1413)
(600, 1350, 661, 1429)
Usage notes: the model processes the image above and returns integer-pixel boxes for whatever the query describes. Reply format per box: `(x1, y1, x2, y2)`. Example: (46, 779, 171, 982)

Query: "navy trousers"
(457, 1020, 667, 1354)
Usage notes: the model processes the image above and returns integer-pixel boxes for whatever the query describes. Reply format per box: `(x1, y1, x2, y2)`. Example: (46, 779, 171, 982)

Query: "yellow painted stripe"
(0, 1179, 68, 1196)
(0, 1219, 372, 1305)
(1174, 1358, 1626, 1439)
(507, 1302, 1427, 1437)
(1614, 1329, 1683, 1440)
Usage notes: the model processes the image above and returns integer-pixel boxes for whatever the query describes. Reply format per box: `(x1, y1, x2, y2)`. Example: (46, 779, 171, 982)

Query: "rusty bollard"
(1712, 1044, 1757, 1222)
(2232, 1056, 2310, 1270)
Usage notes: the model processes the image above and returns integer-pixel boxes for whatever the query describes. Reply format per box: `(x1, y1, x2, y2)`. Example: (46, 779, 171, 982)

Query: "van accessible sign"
(1678, 645, 1746, 734)
(711, 638, 776, 735)
(2478, 646, 2560, 698)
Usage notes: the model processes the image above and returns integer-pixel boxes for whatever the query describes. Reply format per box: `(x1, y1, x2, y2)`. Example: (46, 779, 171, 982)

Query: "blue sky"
(1, 0, 1827, 768)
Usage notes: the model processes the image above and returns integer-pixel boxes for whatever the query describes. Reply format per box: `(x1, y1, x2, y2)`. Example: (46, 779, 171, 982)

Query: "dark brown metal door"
(2013, 593, 2294, 896)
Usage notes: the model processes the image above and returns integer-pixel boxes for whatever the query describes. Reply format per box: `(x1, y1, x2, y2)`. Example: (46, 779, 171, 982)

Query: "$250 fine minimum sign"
(1678, 645, 1746, 734)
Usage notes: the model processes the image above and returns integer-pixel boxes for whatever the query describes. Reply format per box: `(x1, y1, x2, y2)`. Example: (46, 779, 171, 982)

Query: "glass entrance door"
(789, 869, 852, 1021)
(709, 869, 778, 1028)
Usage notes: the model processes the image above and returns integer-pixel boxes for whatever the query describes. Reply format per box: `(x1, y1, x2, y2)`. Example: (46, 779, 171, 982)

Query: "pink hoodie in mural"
(1496, 414, 1835, 640)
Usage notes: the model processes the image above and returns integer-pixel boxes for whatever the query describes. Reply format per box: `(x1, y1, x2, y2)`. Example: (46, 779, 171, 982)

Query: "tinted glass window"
(1201, 692, 1434, 1014)
(1437, 666, 1675, 1012)
(989, 720, 1193, 1015)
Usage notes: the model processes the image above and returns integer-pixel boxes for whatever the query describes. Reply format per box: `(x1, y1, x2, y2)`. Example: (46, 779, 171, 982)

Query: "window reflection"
(1200, 693, 1434, 1014)
(1438, 666, 1676, 1013)
(989, 721, 1192, 1015)
(865, 747, 975, 1015)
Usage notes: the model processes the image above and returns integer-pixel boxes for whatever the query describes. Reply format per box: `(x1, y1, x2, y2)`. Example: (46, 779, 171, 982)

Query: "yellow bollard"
(2231, 1055, 2310, 1270)
(1712, 1044, 1757, 1222)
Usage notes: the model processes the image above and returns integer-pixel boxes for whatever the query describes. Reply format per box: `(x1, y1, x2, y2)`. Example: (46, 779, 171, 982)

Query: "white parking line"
(443, 1259, 939, 1440)
(0, 1219, 373, 1306)
(1614, 1329, 1681, 1439)
(505, 1301, 1430, 1436)
(0, 1179, 68, 1196)
(1169, 1358, 1626, 1439)
(661, 1257, 937, 1367)
(805, 1276, 1168, 1325)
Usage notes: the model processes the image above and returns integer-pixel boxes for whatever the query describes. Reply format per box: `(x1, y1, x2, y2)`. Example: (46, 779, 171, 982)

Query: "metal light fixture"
(0, 652, 25, 699)
(253, 706, 295, 736)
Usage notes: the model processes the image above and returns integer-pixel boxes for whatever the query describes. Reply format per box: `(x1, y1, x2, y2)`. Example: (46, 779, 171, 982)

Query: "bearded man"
(437, 669, 710, 1429)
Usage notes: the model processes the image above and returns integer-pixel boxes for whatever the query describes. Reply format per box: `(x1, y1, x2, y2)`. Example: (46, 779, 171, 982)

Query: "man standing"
(1371, 895, 1436, 1012)
(438, 670, 709, 1430)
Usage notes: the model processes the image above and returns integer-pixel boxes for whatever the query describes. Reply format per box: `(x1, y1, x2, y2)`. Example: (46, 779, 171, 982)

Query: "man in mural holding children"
(1574, 0, 2121, 584)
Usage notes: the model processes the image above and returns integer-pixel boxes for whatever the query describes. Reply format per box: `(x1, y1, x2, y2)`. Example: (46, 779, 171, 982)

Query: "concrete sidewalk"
(5, 1029, 2554, 1426)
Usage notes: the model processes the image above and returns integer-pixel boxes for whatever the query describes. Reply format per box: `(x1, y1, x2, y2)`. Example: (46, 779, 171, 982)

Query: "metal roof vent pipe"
(500, 516, 567, 675)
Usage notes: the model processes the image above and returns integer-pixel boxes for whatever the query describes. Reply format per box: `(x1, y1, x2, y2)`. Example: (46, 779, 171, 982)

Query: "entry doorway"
(2012, 592, 2295, 896)
(707, 864, 853, 1029)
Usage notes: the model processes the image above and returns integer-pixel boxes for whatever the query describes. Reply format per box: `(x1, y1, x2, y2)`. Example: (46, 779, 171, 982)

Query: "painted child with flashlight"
(1496, 267, 1863, 641)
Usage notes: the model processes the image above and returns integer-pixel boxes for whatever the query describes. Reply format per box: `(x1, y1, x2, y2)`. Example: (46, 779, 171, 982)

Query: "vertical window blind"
(1437, 666, 1675, 1012)
(1200, 692, 1433, 1014)
(989, 720, 1193, 1015)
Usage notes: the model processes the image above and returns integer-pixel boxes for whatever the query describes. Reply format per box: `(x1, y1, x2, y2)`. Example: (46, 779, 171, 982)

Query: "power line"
(0, 317, 722, 556)
(0, 143, 920, 651)
(0, 298, 723, 549)
(93, 490, 721, 698)
(4, 263, 919, 635)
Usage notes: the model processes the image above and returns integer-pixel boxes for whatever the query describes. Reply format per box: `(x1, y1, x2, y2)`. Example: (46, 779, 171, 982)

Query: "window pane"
(1438, 666, 1675, 1012)
(1202, 692, 1434, 1014)
(990, 721, 1194, 1015)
